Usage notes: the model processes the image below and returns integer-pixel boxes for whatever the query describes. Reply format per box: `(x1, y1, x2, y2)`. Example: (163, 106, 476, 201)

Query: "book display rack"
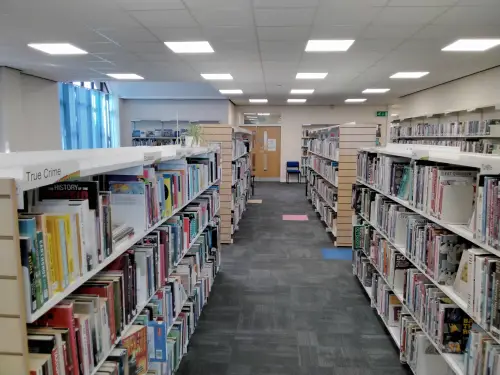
(306, 123, 377, 246)
(352, 143, 500, 375)
(201, 125, 252, 244)
(0, 145, 222, 375)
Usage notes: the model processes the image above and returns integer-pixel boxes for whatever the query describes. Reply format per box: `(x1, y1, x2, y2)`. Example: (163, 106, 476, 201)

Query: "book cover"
(121, 325, 148, 375)
(19, 218, 42, 310)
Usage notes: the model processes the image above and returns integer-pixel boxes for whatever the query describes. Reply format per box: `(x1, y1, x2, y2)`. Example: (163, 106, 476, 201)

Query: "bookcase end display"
(0, 145, 223, 375)
(200, 124, 252, 244)
(306, 123, 377, 246)
(352, 143, 500, 375)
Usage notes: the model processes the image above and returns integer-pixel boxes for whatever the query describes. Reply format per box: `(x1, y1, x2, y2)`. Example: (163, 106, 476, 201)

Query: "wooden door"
(243, 126, 281, 179)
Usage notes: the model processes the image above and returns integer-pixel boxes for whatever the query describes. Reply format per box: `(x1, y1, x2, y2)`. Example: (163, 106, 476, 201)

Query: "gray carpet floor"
(177, 182, 410, 375)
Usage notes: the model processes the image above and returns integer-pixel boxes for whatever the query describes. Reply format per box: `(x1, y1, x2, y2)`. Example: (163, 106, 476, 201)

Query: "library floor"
(177, 182, 410, 375)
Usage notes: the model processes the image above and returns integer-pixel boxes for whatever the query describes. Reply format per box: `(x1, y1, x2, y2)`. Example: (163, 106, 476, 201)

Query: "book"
(120, 325, 148, 375)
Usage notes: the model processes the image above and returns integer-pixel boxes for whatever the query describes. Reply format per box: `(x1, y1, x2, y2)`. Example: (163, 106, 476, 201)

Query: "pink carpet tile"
(282, 214, 309, 221)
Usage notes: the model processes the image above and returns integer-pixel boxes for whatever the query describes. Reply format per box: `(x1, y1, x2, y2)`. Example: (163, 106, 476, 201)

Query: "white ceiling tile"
(387, 0, 458, 5)
(360, 25, 422, 39)
(97, 27, 158, 43)
(257, 27, 310, 41)
(202, 27, 256, 42)
(128, 10, 198, 28)
(309, 25, 365, 39)
(315, 5, 383, 25)
(117, 0, 186, 11)
(456, 0, 500, 4)
(432, 6, 500, 25)
(319, 0, 388, 5)
(254, 8, 316, 27)
(183, 0, 252, 9)
(253, 0, 319, 7)
(190, 9, 253, 27)
(146, 27, 204, 41)
(371, 6, 448, 25)
(119, 41, 167, 54)
(350, 38, 406, 53)
(412, 24, 500, 39)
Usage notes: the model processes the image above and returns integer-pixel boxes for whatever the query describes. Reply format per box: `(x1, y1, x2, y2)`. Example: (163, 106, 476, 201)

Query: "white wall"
(236, 105, 387, 182)
(120, 99, 232, 146)
(0, 67, 61, 152)
(392, 67, 500, 119)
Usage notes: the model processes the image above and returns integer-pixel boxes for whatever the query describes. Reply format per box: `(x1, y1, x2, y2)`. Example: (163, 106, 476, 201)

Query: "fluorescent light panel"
(305, 39, 355, 52)
(288, 99, 307, 103)
(362, 88, 390, 94)
(258, 113, 270, 116)
(219, 89, 243, 94)
(345, 98, 367, 103)
(390, 72, 429, 79)
(290, 89, 315, 94)
(107, 73, 144, 80)
(296, 73, 328, 80)
(442, 39, 500, 52)
(249, 99, 268, 103)
(164, 41, 214, 53)
(28, 43, 87, 55)
(201, 73, 233, 80)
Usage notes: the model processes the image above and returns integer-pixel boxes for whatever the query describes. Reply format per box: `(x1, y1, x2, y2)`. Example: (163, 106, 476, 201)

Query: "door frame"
(242, 124, 282, 182)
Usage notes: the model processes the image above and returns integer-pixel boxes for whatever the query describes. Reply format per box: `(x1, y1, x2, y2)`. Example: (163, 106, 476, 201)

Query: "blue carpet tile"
(322, 248, 353, 260)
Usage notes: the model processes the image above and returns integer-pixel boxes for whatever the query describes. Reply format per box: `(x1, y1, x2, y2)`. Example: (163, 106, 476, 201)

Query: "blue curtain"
(59, 83, 120, 150)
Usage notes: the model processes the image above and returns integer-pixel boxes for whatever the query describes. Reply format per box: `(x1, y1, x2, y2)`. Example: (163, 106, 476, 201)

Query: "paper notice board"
(267, 139, 276, 151)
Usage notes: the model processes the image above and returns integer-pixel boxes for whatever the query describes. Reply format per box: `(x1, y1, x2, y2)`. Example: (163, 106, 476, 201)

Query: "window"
(59, 82, 120, 150)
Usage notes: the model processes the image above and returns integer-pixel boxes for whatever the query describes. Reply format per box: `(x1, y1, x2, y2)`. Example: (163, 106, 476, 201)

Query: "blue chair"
(286, 161, 301, 183)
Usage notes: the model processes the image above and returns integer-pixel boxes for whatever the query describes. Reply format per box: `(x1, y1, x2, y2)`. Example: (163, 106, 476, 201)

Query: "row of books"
(310, 188, 336, 232)
(311, 172, 337, 211)
(28, 215, 221, 375)
(353, 180, 500, 369)
(232, 139, 249, 159)
(309, 138, 339, 161)
(20, 153, 220, 316)
(356, 152, 476, 225)
(352, 249, 454, 373)
(310, 155, 338, 185)
(392, 138, 500, 155)
(390, 120, 500, 138)
(232, 157, 250, 186)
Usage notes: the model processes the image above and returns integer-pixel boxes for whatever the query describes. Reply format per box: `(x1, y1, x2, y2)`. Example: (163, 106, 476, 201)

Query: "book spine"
(58, 220, 70, 288)
(21, 240, 36, 314)
(36, 232, 49, 303)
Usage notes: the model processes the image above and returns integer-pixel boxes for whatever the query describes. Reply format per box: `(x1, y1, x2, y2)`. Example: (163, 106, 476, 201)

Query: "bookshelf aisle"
(0, 145, 223, 375)
(306, 123, 377, 246)
(352, 143, 500, 375)
(201, 125, 252, 244)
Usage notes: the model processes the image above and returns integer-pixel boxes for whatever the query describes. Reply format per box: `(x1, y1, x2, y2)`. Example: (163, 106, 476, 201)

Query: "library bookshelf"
(0, 145, 222, 374)
(201, 124, 252, 244)
(353, 143, 500, 375)
(306, 123, 377, 246)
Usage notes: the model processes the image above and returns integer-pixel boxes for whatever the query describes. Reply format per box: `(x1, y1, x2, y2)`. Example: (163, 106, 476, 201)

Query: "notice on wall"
(267, 139, 277, 151)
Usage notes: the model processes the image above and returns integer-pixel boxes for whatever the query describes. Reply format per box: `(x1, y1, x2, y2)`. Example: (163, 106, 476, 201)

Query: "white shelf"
(308, 150, 338, 162)
(393, 135, 500, 139)
(232, 151, 249, 161)
(27, 179, 220, 323)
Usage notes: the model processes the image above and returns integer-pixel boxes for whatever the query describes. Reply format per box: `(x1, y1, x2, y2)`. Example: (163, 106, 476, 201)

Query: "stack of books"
(310, 155, 338, 184)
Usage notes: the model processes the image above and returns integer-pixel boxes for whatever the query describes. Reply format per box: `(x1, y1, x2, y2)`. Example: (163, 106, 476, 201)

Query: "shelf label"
(481, 163, 493, 174)
(144, 151, 162, 165)
(20, 161, 81, 192)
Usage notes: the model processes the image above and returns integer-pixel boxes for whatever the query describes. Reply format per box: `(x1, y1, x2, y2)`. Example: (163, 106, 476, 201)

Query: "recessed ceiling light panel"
(362, 88, 390, 94)
(165, 41, 214, 53)
(288, 99, 307, 103)
(390, 72, 429, 79)
(201, 73, 233, 80)
(107, 73, 144, 80)
(249, 99, 268, 103)
(219, 89, 243, 94)
(305, 39, 355, 52)
(296, 73, 328, 80)
(290, 89, 315, 94)
(345, 98, 367, 103)
(28, 43, 88, 55)
(442, 39, 500, 52)
(258, 113, 270, 116)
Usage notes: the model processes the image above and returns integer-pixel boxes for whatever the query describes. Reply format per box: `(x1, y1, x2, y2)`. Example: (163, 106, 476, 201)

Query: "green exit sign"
(376, 111, 388, 117)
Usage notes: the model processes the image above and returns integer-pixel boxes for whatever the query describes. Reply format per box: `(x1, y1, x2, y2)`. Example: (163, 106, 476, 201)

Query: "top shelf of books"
(0, 145, 217, 194)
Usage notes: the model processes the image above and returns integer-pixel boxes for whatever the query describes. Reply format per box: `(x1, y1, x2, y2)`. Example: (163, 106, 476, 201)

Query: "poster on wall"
(267, 139, 277, 151)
